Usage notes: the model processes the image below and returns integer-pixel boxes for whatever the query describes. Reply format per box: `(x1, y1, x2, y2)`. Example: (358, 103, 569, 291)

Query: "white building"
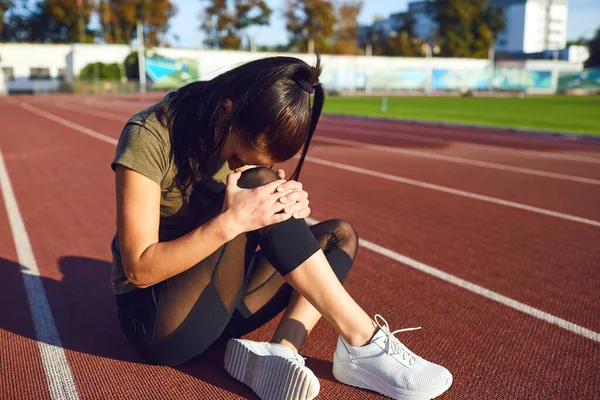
(0, 43, 72, 93)
(493, 0, 568, 53)
(373, 0, 568, 54)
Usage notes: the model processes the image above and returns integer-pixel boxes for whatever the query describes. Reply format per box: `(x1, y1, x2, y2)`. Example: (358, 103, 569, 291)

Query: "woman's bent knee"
(238, 167, 279, 189)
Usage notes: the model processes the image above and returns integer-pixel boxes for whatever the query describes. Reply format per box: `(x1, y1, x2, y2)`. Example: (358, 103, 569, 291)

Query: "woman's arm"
(115, 165, 236, 288)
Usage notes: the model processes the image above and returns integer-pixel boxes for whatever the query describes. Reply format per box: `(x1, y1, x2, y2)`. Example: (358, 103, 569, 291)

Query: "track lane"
(316, 123, 600, 179)
(307, 142, 600, 221)
(323, 114, 600, 158)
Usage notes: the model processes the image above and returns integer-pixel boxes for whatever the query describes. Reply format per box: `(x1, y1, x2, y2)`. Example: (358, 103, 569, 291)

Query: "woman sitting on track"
(110, 55, 452, 400)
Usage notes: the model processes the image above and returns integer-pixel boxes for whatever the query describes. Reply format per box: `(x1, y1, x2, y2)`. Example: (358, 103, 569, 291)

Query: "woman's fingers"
(278, 190, 308, 204)
(258, 179, 288, 195)
(277, 169, 285, 179)
(283, 199, 309, 215)
(294, 207, 311, 219)
(275, 180, 302, 193)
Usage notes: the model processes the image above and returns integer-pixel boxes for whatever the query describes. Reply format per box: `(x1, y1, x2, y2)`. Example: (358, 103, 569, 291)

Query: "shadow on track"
(0, 256, 338, 399)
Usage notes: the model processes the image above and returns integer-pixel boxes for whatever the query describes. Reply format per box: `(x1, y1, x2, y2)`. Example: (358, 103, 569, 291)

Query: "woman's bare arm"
(115, 165, 235, 288)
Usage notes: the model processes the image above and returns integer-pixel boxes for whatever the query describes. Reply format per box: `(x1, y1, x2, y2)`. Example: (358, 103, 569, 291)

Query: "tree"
(567, 37, 588, 47)
(79, 62, 122, 80)
(0, 0, 13, 33)
(585, 27, 600, 67)
(34, 0, 95, 43)
(124, 51, 141, 79)
(431, 0, 504, 58)
(0, 0, 30, 41)
(0, 0, 95, 43)
(359, 13, 424, 57)
(378, 31, 424, 57)
(285, 0, 336, 53)
(329, 0, 362, 55)
(98, 0, 176, 46)
(201, 0, 271, 50)
(0, 0, 174, 45)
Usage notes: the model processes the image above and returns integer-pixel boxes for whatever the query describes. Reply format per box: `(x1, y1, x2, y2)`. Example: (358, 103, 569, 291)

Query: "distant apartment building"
(358, 12, 407, 43)
(359, 0, 569, 54)
(492, 0, 568, 53)
(408, 1, 436, 42)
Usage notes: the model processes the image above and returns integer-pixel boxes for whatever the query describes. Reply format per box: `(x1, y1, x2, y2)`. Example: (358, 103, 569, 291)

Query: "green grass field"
(322, 96, 600, 135)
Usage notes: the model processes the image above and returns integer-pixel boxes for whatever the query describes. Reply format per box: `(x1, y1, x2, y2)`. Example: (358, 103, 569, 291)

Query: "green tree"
(0, 0, 13, 33)
(98, 0, 176, 46)
(0, 0, 95, 42)
(0, 0, 26, 41)
(124, 51, 142, 80)
(201, 0, 271, 50)
(431, 0, 504, 58)
(79, 62, 122, 80)
(285, 0, 336, 53)
(330, 0, 362, 55)
(0, 0, 174, 45)
(380, 30, 424, 57)
(35, 0, 96, 43)
(585, 28, 600, 67)
(359, 14, 424, 57)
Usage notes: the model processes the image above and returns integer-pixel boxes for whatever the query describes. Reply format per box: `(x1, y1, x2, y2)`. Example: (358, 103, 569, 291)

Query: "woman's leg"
(222, 219, 360, 353)
(228, 168, 452, 400)
(220, 167, 376, 349)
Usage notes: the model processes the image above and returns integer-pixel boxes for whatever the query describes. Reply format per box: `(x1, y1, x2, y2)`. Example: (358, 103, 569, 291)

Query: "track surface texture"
(1, 94, 599, 400)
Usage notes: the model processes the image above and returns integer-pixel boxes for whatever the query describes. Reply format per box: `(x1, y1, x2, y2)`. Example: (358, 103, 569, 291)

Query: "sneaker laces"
(374, 314, 421, 366)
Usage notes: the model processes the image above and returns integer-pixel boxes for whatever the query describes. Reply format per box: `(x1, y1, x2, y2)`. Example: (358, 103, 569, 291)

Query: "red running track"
(1, 95, 599, 400)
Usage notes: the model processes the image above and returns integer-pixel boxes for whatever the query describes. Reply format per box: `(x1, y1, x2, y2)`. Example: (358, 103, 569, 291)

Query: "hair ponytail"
(290, 56, 323, 182)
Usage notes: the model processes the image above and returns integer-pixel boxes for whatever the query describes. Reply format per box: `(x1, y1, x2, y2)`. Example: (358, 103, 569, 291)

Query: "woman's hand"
(275, 169, 311, 220)
(221, 170, 293, 236)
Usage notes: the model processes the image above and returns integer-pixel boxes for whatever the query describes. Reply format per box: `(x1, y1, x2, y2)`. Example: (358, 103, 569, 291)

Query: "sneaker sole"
(224, 339, 319, 400)
(333, 353, 452, 400)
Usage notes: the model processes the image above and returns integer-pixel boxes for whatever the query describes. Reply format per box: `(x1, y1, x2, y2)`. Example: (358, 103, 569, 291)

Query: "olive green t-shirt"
(110, 93, 233, 294)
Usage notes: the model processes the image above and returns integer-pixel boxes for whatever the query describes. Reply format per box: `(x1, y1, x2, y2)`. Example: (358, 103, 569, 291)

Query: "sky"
(166, 0, 600, 48)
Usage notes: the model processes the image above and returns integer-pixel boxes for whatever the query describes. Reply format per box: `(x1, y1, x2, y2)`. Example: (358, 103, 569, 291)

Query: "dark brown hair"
(161, 55, 324, 198)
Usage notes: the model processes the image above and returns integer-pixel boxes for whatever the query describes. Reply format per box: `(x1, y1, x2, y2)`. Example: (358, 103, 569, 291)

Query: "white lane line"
(318, 122, 600, 164)
(20, 103, 118, 146)
(305, 217, 600, 343)
(314, 136, 600, 186)
(303, 155, 600, 228)
(0, 145, 80, 399)
(52, 102, 128, 122)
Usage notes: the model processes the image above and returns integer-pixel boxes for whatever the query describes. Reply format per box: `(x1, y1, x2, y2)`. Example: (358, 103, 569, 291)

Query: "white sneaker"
(332, 315, 452, 400)
(224, 338, 320, 400)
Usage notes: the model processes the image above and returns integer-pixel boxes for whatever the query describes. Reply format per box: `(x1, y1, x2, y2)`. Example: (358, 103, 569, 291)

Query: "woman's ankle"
(271, 338, 300, 354)
(344, 323, 378, 347)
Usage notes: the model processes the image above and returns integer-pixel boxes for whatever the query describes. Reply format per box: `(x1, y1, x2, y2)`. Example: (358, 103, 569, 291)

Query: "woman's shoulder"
(123, 92, 175, 145)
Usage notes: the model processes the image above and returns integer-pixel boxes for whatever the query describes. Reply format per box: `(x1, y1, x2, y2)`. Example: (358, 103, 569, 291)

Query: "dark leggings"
(116, 167, 359, 366)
